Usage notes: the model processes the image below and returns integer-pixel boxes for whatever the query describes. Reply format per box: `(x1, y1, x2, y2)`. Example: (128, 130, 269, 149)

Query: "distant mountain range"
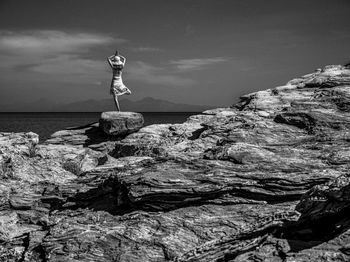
(0, 97, 217, 112)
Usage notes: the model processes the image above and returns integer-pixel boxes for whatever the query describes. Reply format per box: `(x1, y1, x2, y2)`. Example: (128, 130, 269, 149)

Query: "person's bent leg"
(125, 87, 131, 95)
(122, 86, 131, 95)
(117, 89, 131, 96)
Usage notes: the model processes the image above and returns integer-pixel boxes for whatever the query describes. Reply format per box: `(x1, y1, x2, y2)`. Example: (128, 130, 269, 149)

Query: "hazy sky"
(0, 0, 349, 109)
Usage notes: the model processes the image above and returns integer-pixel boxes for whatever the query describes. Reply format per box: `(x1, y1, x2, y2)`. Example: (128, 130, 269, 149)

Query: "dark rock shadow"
(274, 205, 350, 252)
(52, 122, 127, 147)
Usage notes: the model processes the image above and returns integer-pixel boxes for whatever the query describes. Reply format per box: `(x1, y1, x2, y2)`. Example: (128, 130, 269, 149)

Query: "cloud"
(0, 30, 125, 55)
(170, 57, 228, 70)
(125, 61, 196, 87)
(0, 30, 195, 89)
(131, 46, 162, 52)
(0, 30, 124, 84)
(28, 54, 108, 84)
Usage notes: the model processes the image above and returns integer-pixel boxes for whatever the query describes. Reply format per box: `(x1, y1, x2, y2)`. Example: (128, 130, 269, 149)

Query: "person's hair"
(115, 50, 119, 56)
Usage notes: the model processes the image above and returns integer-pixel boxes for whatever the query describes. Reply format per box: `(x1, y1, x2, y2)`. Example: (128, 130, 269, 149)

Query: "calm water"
(0, 112, 198, 142)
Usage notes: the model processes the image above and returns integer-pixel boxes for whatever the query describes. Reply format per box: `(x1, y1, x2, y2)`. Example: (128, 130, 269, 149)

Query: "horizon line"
(0, 111, 208, 113)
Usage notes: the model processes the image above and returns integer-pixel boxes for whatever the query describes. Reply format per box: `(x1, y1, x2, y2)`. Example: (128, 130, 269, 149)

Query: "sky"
(0, 0, 349, 110)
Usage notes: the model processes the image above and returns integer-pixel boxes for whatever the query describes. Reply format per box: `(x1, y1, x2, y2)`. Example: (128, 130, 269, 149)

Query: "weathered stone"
(99, 111, 144, 136)
(1, 64, 350, 261)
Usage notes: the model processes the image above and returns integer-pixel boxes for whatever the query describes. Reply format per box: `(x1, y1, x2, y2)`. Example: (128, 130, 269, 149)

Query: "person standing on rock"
(108, 50, 131, 111)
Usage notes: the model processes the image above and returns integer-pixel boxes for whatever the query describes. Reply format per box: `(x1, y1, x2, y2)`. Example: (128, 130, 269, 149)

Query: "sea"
(0, 112, 199, 143)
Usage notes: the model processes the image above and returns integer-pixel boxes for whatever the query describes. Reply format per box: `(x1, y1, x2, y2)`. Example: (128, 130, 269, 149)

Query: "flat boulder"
(99, 111, 144, 136)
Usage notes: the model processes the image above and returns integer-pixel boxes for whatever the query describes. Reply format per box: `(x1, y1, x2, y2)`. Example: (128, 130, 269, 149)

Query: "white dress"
(110, 64, 130, 96)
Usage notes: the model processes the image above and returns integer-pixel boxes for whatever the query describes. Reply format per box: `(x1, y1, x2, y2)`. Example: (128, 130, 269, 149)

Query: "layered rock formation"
(1, 64, 350, 261)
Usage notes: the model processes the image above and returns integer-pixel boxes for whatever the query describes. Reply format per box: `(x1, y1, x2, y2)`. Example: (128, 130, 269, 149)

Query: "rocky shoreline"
(1, 64, 350, 261)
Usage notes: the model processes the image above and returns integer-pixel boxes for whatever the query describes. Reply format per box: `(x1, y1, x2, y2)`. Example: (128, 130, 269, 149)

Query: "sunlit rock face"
(1, 64, 350, 261)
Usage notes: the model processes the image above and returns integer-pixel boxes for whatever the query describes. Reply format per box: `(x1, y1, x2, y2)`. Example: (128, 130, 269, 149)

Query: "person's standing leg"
(113, 93, 121, 111)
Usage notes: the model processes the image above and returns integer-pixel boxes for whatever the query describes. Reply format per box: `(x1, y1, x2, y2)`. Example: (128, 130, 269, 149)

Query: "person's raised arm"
(107, 55, 115, 68)
(120, 55, 126, 64)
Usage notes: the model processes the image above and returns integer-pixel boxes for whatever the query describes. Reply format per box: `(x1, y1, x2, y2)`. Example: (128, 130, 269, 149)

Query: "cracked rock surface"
(1, 64, 350, 261)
